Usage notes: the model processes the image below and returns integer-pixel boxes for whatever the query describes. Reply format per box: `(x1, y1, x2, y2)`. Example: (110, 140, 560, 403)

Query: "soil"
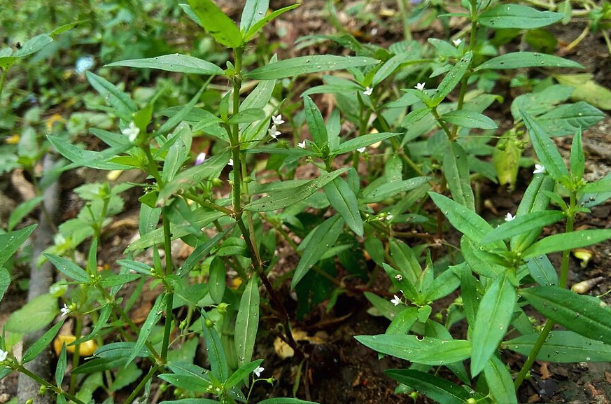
(1, 1, 611, 404)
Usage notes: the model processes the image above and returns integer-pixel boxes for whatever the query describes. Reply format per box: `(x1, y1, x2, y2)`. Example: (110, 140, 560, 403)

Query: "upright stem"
(514, 191, 576, 389)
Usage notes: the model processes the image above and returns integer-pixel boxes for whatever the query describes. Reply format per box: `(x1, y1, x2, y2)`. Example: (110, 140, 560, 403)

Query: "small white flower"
(60, 304, 71, 317)
(272, 114, 285, 126)
(395, 274, 403, 281)
(415, 82, 426, 91)
(254, 366, 264, 377)
(75, 55, 95, 74)
(453, 38, 462, 46)
(391, 295, 401, 306)
(268, 125, 281, 140)
(505, 213, 515, 222)
(122, 122, 140, 142)
(363, 87, 373, 96)
(298, 141, 306, 149)
(0, 349, 7, 362)
(386, 214, 393, 221)
(195, 152, 206, 166)
(357, 147, 366, 153)
(533, 164, 545, 174)
(228, 158, 233, 166)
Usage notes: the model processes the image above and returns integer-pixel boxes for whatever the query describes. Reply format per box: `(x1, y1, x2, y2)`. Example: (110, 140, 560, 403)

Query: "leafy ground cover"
(1, 1, 611, 403)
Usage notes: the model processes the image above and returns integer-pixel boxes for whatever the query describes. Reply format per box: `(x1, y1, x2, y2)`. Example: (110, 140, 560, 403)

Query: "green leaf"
(22, 321, 64, 364)
(571, 129, 584, 179)
(324, 177, 363, 236)
(48, 136, 133, 171)
(243, 4, 300, 43)
(187, 0, 243, 48)
(126, 294, 164, 366)
(303, 96, 328, 147)
(201, 310, 229, 382)
(479, 4, 562, 29)
(5, 294, 58, 333)
(0, 268, 9, 303)
(292, 215, 344, 288)
(240, 0, 269, 33)
(511, 175, 555, 252)
(225, 359, 263, 389)
(158, 374, 211, 393)
(86, 71, 137, 121)
(443, 143, 475, 211)
(484, 355, 518, 404)
(429, 192, 494, 244)
(441, 110, 497, 129)
(245, 168, 348, 212)
(0, 224, 36, 268)
(385, 370, 471, 404)
(235, 277, 260, 367)
(14, 34, 53, 58)
(44, 253, 90, 283)
(536, 102, 603, 136)
(157, 151, 230, 206)
(579, 177, 611, 196)
(471, 273, 516, 376)
(521, 287, 611, 345)
(432, 51, 472, 105)
(475, 52, 583, 71)
(110, 362, 143, 391)
(355, 334, 471, 365)
(505, 331, 611, 362)
(554, 73, 611, 110)
(523, 228, 611, 258)
(245, 55, 379, 80)
(257, 399, 318, 404)
(386, 307, 419, 335)
(521, 111, 569, 181)
(208, 258, 226, 304)
(332, 132, 402, 155)
(526, 255, 558, 287)
(481, 210, 565, 244)
(511, 85, 574, 121)
(228, 108, 265, 124)
(389, 239, 422, 284)
(8, 196, 43, 231)
(106, 54, 223, 75)
(56, 342, 67, 386)
(361, 177, 429, 203)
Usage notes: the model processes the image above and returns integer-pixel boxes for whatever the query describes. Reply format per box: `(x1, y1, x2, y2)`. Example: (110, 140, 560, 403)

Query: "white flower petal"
(453, 38, 462, 46)
(60, 304, 71, 317)
(0, 349, 7, 362)
(272, 114, 285, 126)
(228, 158, 233, 166)
(415, 82, 426, 91)
(122, 122, 140, 142)
(254, 366, 264, 377)
(298, 141, 306, 149)
(505, 213, 515, 222)
(268, 125, 281, 139)
(363, 87, 373, 96)
(533, 164, 546, 174)
(357, 147, 366, 153)
(391, 295, 401, 306)
(195, 152, 206, 166)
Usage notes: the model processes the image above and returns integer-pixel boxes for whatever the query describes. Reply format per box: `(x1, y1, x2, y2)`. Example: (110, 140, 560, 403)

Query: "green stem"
(430, 106, 455, 141)
(123, 364, 160, 404)
(160, 291, 174, 362)
(17, 365, 87, 404)
(514, 191, 576, 390)
(69, 315, 83, 395)
(0, 68, 7, 101)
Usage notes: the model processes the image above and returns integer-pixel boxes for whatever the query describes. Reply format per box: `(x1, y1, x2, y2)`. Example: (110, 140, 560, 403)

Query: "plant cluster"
(1, 1, 611, 404)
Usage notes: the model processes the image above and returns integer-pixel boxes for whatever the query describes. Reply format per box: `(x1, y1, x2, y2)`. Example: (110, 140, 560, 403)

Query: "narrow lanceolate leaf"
(484, 355, 518, 404)
(432, 51, 472, 106)
(106, 54, 223, 76)
(225, 359, 263, 389)
(44, 253, 90, 283)
(441, 110, 498, 129)
(526, 255, 558, 287)
(443, 143, 475, 211)
(521, 111, 569, 182)
(361, 177, 429, 203)
(292, 215, 344, 288)
(475, 52, 583, 71)
(471, 273, 516, 376)
(303, 95, 328, 147)
(482, 210, 565, 244)
(240, 0, 269, 33)
(244, 55, 379, 80)
(0, 269, 10, 303)
(245, 168, 348, 212)
(521, 286, 611, 345)
(324, 177, 363, 236)
(429, 192, 493, 244)
(355, 335, 471, 365)
(243, 4, 300, 42)
(187, 0, 243, 49)
(234, 277, 260, 367)
(86, 71, 137, 121)
(22, 321, 64, 364)
(127, 294, 164, 366)
(511, 175, 554, 251)
(505, 331, 611, 362)
(479, 4, 563, 29)
(522, 228, 611, 258)
(386, 370, 471, 404)
(0, 224, 36, 268)
(332, 132, 402, 155)
(201, 310, 229, 382)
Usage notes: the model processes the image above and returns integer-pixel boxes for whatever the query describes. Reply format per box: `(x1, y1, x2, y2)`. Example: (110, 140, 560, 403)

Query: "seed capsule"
(571, 277, 604, 294)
